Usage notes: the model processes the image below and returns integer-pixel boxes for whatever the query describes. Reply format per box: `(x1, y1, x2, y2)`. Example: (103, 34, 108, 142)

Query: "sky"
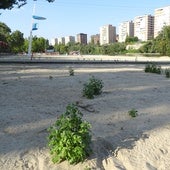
(0, 0, 170, 41)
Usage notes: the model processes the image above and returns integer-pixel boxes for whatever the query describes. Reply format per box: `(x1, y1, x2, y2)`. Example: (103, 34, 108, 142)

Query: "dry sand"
(0, 62, 170, 170)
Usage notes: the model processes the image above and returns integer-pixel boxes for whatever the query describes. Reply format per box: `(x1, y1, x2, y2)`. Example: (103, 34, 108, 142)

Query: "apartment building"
(50, 38, 58, 46)
(100, 25, 116, 45)
(58, 37, 65, 44)
(134, 15, 154, 41)
(91, 34, 100, 44)
(65, 36, 75, 45)
(154, 6, 170, 38)
(76, 33, 87, 45)
(118, 21, 134, 42)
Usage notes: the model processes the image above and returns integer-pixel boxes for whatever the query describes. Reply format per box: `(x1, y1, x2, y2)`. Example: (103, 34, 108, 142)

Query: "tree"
(154, 26, 170, 56)
(0, 22, 11, 42)
(125, 36, 139, 43)
(0, 0, 55, 10)
(8, 30, 24, 53)
(32, 36, 46, 53)
(0, 22, 11, 52)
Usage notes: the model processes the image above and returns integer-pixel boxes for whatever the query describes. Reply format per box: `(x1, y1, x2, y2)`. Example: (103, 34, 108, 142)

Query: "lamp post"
(27, 3, 46, 59)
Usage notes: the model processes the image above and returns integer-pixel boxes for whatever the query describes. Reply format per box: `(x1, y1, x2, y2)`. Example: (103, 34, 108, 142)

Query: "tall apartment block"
(100, 25, 116, 45)
(76, 33, 87, 45)
(154, 6, 170, 38)
(58, 37, 65, 44)
(118, 21, 134, 42)
(50, 38, 58, 46)
(91, 34, 100, 44)
(65, 36, 75, 45)
(134, 15, 154, 41)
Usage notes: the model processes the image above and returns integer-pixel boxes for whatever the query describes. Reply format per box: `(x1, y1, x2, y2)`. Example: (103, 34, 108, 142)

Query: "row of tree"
(1, 21, 170, 56)
(0, 22, 50, 53)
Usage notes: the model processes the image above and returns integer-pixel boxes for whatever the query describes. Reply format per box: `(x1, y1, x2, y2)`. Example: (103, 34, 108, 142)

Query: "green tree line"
(1, 21, 170, 56)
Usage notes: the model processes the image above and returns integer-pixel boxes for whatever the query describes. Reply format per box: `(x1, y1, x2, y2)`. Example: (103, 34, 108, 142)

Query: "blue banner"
(32, 23, 38, 31)
(33, 15, 46, 20)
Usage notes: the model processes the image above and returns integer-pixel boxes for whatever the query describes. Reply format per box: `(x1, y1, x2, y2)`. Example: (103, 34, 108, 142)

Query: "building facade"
(100, 25, 116, 45)
(50, 38, 58, 46)
(90, 34, 100, 44)
(154, 6, 170, 38)
(58, 37, 65, 44)
(118, 21, 134, 42)
(76, 33, 87, 45)
(65, 36, 75, 45)
(134, 15, 154, 41)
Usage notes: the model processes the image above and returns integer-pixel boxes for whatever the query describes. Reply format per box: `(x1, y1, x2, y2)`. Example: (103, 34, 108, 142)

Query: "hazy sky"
(0, 0, 170, 40)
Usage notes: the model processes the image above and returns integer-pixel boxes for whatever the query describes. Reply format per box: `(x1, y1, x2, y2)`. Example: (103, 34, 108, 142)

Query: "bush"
(48, 104, 92, 164)
(144, 63, 161, 74)
(83, 76, 103, 99)
(128, 109, 138, 118)
(165, 69, 170, 78)
(69, 67, 74, 76)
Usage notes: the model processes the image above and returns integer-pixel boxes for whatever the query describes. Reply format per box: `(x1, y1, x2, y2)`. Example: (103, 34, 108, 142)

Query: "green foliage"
(134, 26, 170, 56)
(157, 26, 170, 56)
(165, 69, 170, 78)
(139, 41, 155, 53)
(48, 104, 92, 164)
(8, 30, 24, 53)
(128, 109, 138, 118)
(0, 22, 11, 42)
(69, 67, 74, 76)
(0, 0, 55, 10)
(54, 42, 127, 55)
(125, 36, 139, 44)
(32, 36, 47, 53)
(83, 76, 103, 99)
(106, 43, 127, 55)
(145, 63, 161, 74)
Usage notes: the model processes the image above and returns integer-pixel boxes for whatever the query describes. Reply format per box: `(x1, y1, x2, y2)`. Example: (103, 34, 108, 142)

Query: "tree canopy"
(0, 0, 55, 10)
(139, 26, 170, 56)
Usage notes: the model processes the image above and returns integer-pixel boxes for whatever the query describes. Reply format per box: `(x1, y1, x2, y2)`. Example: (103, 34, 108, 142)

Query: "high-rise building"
(154, 6, 170, 38)
(100, 24, 116, 45)
(134, 15, 154, 41)
(91, 34, 100, 44)
(65, 36, 75, 45)
(118, 21, 134, 42)
(76, 33, 87, 45)
(50, 38, 58, 46)
(58, 37, 65, 44)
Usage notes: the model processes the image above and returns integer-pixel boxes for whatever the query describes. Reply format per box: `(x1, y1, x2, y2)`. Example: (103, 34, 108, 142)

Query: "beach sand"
(0, 62, 170, 170)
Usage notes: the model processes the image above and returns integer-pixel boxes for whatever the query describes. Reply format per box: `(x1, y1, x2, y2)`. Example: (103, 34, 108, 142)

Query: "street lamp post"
(27, 3, 46, 59)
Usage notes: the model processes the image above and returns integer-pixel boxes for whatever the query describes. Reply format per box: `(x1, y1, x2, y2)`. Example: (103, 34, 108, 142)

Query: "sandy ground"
(0, 62, 170, 170)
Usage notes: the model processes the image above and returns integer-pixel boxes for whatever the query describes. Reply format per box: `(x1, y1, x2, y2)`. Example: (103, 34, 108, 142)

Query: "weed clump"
(83, 76, 103, 99)
(69, 67, 74, 76)
(165, 69, 170, 78)
(48, 104, 92, 164)
(128, 109, 138, 118)
(144, 63, 161, 74)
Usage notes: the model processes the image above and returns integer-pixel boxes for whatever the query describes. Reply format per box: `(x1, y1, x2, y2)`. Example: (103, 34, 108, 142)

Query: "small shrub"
(128, 109, 138, 118)
(165, 69, 170, 78)
(69, 67, 74, 76)
(48, 104, 92, 164)
(83, 76, 103, 99)
(144, 63, 161, 74)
